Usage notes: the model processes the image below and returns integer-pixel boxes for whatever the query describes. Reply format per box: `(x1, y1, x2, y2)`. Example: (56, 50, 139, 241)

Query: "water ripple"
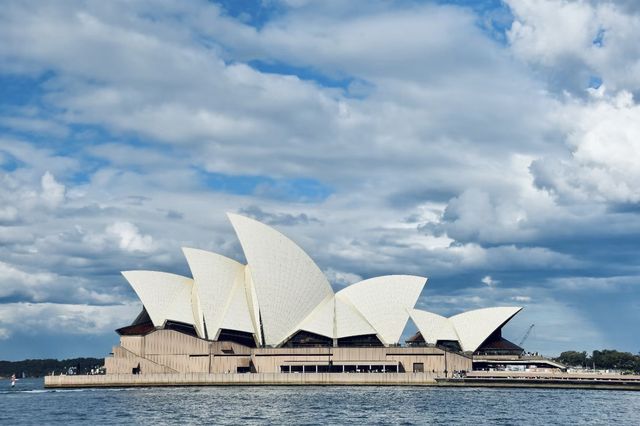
(0, 378, 639, 425)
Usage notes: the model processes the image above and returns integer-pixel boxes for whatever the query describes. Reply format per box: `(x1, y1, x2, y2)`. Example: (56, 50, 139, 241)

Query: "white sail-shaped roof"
(449, 306, 522, 352)
(244, 267, 263, 346)
(296, 295, 335, 339)
(190, 276, 204, 337)
(294, 293, 387, 340)
(182, 247, 253, 339)
(122, 271, 196, 329)
(409, 309, 458, 344)
(228, 213, 334, 346)
(337, 275, 427, 345)
(220, 270, 256, 335)
(335, 294, 377, 338)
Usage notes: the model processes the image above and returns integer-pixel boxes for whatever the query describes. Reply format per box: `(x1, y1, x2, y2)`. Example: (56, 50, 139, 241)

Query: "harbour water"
(2, 378, 639, 425)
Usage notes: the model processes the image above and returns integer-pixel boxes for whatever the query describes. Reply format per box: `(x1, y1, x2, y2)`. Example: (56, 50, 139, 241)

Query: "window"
(317, 365, 330, 373)
(413, 363, 424, 373)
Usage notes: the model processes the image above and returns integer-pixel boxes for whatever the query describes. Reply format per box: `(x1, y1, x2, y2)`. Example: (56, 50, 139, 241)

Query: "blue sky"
(1, 0, 639, 360)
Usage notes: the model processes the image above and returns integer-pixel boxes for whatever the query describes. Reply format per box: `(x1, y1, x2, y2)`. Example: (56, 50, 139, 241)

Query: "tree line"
(0, 358, 104, 378)
(555, 349, 640, 372)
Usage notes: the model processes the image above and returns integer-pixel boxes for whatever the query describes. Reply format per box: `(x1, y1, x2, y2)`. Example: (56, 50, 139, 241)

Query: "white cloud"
(507, 0, 597, 66)
(0, 327, 10, 340)
(0, 115, 69, 137)
(506, 0, 640, 91)
(532, 89, 640, 202)
(0, 260, 123, 305)
(0, 302, 140, 336)
(481, 275, 497, 287)
(40, 171, 66, 208)
(105, 222, 156, 253)
(0, 206, 18, 223)
(548, 275, 639, 292)
(324, 267, 362, 289)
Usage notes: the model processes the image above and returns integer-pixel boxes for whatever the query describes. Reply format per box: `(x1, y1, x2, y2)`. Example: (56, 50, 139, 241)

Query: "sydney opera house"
(105, 213, 525, 377)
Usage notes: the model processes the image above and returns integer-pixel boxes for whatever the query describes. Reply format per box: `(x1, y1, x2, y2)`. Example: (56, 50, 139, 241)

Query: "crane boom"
(519, 324, 534, 347)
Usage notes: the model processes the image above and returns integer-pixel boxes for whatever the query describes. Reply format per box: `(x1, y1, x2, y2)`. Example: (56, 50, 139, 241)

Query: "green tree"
(0, 357, 103, 378)
(557, 351, 588, 367)
(591, 349, 638, 371)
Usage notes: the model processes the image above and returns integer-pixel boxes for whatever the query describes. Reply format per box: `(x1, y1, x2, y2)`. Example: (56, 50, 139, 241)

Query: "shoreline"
(438, 377, 640, 391)
(44, 372, 640, 391)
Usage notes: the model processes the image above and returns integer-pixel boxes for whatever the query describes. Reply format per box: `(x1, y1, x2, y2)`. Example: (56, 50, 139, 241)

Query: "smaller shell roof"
(122, 271, 195, 329)
(409, 309, 458, 344)
(411, 306, 523, 352)
(450, 306, 522, 352)
(338, 275, 427, 345)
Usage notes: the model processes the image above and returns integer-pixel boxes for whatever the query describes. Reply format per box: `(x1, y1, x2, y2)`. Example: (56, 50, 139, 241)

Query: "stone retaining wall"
(45, 372, 439, 388)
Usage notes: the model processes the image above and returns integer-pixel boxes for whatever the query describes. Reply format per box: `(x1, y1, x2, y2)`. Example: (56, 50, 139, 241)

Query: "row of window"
(280, 364, 399, 373)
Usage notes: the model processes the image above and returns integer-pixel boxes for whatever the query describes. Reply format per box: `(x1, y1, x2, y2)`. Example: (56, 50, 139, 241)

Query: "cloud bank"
(0, 0, 639, 359)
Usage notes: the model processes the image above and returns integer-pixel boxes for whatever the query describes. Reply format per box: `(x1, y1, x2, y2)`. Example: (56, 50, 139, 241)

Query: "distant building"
(106, 213, 523, 375)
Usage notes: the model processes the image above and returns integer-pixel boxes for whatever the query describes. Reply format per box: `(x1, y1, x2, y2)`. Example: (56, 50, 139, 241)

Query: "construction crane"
(518, 324, 535, 347)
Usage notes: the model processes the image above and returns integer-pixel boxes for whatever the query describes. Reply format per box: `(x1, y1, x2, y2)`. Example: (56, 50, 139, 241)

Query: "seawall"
(45, 372, 439, 388)
(45, 372, 640, 390)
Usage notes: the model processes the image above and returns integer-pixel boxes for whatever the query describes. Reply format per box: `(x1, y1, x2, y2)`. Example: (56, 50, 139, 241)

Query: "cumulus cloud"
(238, 205, 321, 226)
(0, 260, 124, 305)
(481, 275, 498, 288)
(0, 302, 140, 338)
(0, 327, 10, 340)
(40, 171, 66, 207)
(324, 267, 363, 289)
(105, 222, 156, 253)
(531, 89, 640, 203)
(0, 206, 18, 224)
(506, 0, 640, 92)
